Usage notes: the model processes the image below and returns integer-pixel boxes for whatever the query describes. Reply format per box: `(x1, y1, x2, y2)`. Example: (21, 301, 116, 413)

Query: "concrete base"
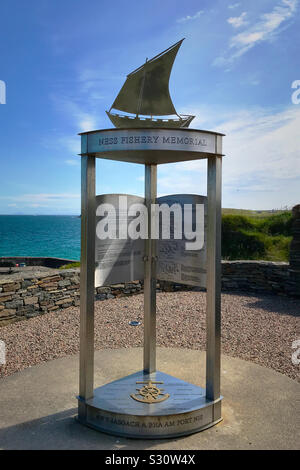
(77, 370, 222, 439)
(0, 348, 299, 450)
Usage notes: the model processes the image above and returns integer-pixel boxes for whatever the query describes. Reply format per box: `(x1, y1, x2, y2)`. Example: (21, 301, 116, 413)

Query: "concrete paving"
(0, 348, 299, 450)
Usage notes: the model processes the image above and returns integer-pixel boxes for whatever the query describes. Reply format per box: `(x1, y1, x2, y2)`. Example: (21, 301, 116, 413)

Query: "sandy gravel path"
(0, 291, 299, 381)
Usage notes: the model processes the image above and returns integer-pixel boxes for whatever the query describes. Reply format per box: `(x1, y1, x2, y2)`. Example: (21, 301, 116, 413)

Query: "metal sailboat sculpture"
(106, 39, 195, 129)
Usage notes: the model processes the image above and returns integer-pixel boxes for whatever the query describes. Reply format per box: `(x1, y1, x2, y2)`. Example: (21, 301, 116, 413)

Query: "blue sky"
(0, 0, 299, 214)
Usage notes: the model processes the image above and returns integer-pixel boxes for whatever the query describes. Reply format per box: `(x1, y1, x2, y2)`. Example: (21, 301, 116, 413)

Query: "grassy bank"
(222, 211, 292, 261)
(222, 208, 290, 218)
(59, 261, 80, 269)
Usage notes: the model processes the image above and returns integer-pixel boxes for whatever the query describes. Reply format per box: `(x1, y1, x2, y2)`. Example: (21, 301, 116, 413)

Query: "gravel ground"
(0, 291, 299, 381)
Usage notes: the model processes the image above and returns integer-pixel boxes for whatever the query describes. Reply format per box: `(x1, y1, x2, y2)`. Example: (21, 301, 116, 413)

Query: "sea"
(0, 216, 81, 260)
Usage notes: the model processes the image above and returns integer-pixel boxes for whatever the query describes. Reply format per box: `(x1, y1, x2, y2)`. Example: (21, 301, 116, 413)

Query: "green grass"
(59, 262, 81, 269)
(222, 208, 290, 218)
(221, 211, 292, 261)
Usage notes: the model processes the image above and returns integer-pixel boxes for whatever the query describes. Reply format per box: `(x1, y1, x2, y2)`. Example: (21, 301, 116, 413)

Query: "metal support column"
(78, 155, 96, 419)
(206, 156, 222, 407)
(144, 164, 157, 374)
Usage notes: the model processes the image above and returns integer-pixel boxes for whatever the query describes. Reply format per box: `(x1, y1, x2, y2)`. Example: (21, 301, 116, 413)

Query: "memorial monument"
(77, 39, 224, 438)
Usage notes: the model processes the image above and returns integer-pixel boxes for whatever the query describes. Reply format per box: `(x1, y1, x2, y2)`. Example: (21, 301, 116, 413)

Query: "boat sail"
(106, 39, 195, 129)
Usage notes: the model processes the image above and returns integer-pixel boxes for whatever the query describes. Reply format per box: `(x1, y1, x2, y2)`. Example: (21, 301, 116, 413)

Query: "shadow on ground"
(246, 297, 299, 316)
(222, 290, 300, 317)
(0, 408, 180, 450)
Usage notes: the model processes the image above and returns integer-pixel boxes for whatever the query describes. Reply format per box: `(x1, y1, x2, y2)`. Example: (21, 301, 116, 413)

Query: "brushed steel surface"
(85, 128, 215, 153)
(79, 128, 223, 165)
(106, 39, 195, 128)
(79, 127, 224, 136)
(94, 193, 208, 287)
(144, 165, 157, 374)
(106, 112, 194, 129)
(77, 370, 222, 439)
(95, 194, 145, 286)
(110, 39, 182, 117)
(79, 156, 96, 408)
(77, 126, 224, 438)
(206, 156, 222, 401)
(156, 194, 207, 287)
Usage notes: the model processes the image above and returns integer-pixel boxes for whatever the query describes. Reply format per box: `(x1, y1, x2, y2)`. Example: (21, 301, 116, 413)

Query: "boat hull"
(106, 111, 194, 129)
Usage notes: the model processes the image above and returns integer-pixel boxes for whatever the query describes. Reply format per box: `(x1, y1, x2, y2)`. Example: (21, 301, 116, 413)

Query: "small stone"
(24, 296, 39, 305)
(5, 300, 24, 309)
(97, 286, 111, 294)
(47, 305, 59, 312)
(3, 282, 21, 292)
(0, 294, 13, 302)
(40, 282, 58, 289)
(58, 280, 71, 287)
(55, 297, 72, 305)
(21, 280, 33, 288)
(37, 275, 61, 283)
(96, 294, 106, 301)
(0, 308, 16, 318)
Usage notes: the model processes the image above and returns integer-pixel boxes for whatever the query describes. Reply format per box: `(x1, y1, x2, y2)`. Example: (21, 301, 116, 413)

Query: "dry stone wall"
(0, 260, 297, 325)
(289, 204, 300, 295)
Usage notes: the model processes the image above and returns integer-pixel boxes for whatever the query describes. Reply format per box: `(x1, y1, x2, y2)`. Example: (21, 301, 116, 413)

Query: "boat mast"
(136, 58, 148, 118)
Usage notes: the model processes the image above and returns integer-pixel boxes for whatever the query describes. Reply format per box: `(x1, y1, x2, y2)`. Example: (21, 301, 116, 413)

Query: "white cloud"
(158, 105, 300, 209)
(250, 79, 260, 86)
(79, 117, 96, 132)
(228, 3, 241, 9)
(215, 107, 300, 183)
(158, 171, 207, 197)
(0, 193, 81, 213)
(51, 94, 99, 132)
(227, 12, 248, 28)
(65, 159, 80, 166)
(0, 193, 81, 215)
(59, 136, 80, 154)
(77, 68, 120, 95)
(177, 10, 203, 23)
(214, 0, 298, 66)
(0, 193, 80, 203)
